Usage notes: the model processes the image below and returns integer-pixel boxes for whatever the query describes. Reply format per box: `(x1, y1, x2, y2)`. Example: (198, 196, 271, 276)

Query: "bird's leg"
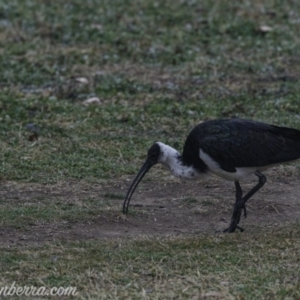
(224, 181, 244, 233)
(234, 181, 245, 219)
(224, 171, 267, 233)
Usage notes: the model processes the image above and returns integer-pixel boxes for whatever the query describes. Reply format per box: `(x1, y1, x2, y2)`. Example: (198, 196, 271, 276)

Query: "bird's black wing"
(183, 119, 300, 172)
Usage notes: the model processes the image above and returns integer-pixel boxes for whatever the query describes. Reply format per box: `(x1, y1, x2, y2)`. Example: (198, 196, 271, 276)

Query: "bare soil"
(1, 171, 300, 245)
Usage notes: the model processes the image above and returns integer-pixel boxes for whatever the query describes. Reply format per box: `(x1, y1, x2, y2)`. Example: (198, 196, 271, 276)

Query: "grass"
(0, 228, 300, 299)
(1, 0, 300, 184)
(0, 0, 300, 298)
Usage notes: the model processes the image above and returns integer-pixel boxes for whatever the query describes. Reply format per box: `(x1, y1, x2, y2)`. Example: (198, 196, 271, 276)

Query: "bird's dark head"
(146, 142, 162, 165)
(122, 142, 162, 214)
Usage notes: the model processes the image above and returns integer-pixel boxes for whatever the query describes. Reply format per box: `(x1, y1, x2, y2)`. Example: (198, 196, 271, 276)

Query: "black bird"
(122, 118, 300, 233)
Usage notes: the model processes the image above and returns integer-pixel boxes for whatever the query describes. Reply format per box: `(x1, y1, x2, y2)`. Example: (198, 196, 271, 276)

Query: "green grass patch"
(0, 228, 299, 298)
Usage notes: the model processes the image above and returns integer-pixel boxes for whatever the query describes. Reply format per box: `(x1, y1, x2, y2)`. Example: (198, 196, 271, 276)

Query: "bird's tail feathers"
(271, 125, 300, 141)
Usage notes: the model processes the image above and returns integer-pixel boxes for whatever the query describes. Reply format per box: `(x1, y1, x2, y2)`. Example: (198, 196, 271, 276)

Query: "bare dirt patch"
(0, 170, 300, 246)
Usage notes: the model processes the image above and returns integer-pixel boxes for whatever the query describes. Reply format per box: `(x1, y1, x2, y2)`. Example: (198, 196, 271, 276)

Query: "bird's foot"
(224, 204, 245, 233)
(223, 224, 244, 233)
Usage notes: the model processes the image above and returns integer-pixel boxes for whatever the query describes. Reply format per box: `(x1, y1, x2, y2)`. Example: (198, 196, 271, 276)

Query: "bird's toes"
(223, 226, 236, 233)
(223, 223, 244, 233)
(236, 225, 244, 232)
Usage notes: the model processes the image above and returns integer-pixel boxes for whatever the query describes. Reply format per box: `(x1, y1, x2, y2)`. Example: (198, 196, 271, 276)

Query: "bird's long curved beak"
(122, 158, 155, 214)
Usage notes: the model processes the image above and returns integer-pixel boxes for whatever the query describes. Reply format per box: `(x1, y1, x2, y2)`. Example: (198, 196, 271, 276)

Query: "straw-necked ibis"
(122, 118, 300, 233)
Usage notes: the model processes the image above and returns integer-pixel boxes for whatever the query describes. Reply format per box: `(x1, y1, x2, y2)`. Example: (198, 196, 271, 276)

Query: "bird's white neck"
(156, 142, 200, 180)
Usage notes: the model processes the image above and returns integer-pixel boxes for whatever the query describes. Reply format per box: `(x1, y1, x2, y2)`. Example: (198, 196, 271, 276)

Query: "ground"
(1, 168, 299, 245)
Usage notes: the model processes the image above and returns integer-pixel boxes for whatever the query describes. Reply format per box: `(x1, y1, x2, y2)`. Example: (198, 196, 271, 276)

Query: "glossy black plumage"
(182, 119, 300, 173)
